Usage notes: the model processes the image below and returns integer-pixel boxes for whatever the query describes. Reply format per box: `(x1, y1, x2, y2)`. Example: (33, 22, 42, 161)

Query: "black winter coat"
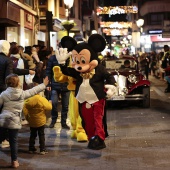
(0, 53, 13, 92)
(0, 53, 30, 93)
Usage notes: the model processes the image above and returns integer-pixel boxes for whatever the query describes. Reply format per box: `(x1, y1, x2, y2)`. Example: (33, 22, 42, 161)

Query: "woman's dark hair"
(24, 46, 32, 55)
(9, 46, 19, 55)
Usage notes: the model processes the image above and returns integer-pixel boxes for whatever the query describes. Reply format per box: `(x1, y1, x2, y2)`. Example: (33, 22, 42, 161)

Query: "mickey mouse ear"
(88, 34, 106, 52)
(60, 36, 77, 52)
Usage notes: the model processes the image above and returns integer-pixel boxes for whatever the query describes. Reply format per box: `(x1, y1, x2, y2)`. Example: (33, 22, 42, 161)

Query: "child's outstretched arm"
(23, 77, 49, 99)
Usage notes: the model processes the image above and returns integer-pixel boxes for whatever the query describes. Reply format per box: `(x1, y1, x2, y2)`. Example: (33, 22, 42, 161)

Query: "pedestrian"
(139, 53, 150, 79)
(31, 46, 44, 84)
(46, 54, 70, 129)
(9, 46, 25, 89)
(0, 74, 49, 168)
(161, 45, 170, 93)
(18, 46, 36, 89)
(158, 52, 164, 80)
(0, 40, 13, 149)
(150, 51, 158, 77)
(23, 82, 52, 155)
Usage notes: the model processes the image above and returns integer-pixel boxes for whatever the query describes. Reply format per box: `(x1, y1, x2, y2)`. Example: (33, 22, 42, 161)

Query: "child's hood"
(2, 87, 23, 101)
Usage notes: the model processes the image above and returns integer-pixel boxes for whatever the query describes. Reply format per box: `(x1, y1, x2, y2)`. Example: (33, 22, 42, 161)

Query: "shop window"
(7, 27, 19, 43)
(24, 0, 33, 6)
(150, 14, 163, 25)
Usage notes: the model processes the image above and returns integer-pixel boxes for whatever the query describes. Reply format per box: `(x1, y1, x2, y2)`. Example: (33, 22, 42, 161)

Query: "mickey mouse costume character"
(56, 34, 117, 150)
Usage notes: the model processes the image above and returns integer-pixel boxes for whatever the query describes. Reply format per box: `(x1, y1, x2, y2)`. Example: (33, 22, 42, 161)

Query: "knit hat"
(0, 40, 10, 55)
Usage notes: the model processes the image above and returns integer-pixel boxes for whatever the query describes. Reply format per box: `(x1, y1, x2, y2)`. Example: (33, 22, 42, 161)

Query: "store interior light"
(136, 19, 144, 28)
(64, 0, 74, 8)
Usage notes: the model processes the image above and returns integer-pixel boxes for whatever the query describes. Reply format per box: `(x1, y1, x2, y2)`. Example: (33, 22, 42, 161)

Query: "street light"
(63, 0, 74, 36)
(64, 0, 74, 20)
(136, 19, 144, 33)
(136, 19, 144, 53)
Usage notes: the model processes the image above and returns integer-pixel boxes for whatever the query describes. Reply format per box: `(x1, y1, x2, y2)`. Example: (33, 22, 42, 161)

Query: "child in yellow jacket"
(23, 83, 52, 155)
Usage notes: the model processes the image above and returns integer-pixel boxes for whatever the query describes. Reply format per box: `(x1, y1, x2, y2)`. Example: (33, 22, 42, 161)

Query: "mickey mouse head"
(61, 34, 106, 73)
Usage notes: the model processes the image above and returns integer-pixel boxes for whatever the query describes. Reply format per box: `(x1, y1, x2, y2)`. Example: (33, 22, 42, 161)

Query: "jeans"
(0, 127, 8, 143)
(165, 76, 170, 84)
(29, 125, 45, 151)
(51, 89, 70, 126)
(8, 129, 19, 161)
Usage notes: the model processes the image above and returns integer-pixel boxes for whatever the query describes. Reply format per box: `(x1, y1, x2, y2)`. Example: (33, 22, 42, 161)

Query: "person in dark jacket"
(0, 40, 13, 148)
(46, 55, 70, 129)
(161, 45, 170, 93)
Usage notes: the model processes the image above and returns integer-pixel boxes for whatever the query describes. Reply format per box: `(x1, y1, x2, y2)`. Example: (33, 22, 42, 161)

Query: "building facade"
(138, 0, 170, 52)
(0, 0, 39, 47)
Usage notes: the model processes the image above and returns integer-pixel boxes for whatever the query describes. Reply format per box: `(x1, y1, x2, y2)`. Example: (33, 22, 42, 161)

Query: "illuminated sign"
(100, 22, 132, 28)
(103, 28, 128, 36)
(97, 6, 138, 17)
(148, 30, 163, 34)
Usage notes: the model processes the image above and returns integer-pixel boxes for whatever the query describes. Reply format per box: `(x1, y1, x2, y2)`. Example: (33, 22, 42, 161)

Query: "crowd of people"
(137, 45, 170, 93)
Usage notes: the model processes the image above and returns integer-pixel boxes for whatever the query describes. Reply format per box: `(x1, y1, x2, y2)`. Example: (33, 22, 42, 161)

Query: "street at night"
(1, 76, 170, 170)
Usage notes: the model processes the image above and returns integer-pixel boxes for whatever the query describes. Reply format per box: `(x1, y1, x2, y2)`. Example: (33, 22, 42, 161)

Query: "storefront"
(0, 1, 37, 47)
(140, 30, 170, 53)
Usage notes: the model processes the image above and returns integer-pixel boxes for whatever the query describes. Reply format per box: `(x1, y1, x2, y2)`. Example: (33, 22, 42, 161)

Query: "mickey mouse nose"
(77, 67, 82, 70)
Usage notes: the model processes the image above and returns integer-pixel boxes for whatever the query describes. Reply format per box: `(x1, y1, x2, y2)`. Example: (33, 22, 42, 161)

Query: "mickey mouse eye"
(75, 58, 80, 64)
(80, 56, 86, 64)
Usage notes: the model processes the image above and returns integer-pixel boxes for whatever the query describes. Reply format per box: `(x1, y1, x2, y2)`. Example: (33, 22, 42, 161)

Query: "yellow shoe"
(77, 132, 88, 142)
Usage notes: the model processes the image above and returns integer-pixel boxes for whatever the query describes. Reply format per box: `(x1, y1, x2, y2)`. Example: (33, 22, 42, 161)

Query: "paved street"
(1, 76, 170, 170)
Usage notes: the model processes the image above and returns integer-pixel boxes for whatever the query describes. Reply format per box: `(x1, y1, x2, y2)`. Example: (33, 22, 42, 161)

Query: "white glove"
(55, 48, 72, 64)
(105, 84, 117, 99)
(25, 74, 35, 85)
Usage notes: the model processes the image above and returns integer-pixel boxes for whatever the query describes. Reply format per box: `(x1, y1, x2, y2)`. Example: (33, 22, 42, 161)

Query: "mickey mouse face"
(72, 49, 93, 72)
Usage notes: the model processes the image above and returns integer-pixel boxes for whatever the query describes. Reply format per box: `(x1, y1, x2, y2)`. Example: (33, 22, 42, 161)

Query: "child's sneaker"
(28, 148, 37, 154)
(0, 140, 10, 148)
(39, 149, 48, 155)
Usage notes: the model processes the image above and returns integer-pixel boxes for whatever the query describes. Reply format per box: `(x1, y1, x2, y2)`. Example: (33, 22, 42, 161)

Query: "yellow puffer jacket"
(23, 94, 52, 128)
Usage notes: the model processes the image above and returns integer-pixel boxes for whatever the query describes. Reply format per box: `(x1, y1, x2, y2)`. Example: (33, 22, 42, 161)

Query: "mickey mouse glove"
(104, 84, 117, 99)
(55, 48, 72, 64)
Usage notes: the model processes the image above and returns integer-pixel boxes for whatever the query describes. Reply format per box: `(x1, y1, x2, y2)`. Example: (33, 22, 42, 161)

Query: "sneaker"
(0, 140, 10, 148)
(62, 125, 70, 129)
(40, 150, 48, 155)
(29, 148, 37, 154)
